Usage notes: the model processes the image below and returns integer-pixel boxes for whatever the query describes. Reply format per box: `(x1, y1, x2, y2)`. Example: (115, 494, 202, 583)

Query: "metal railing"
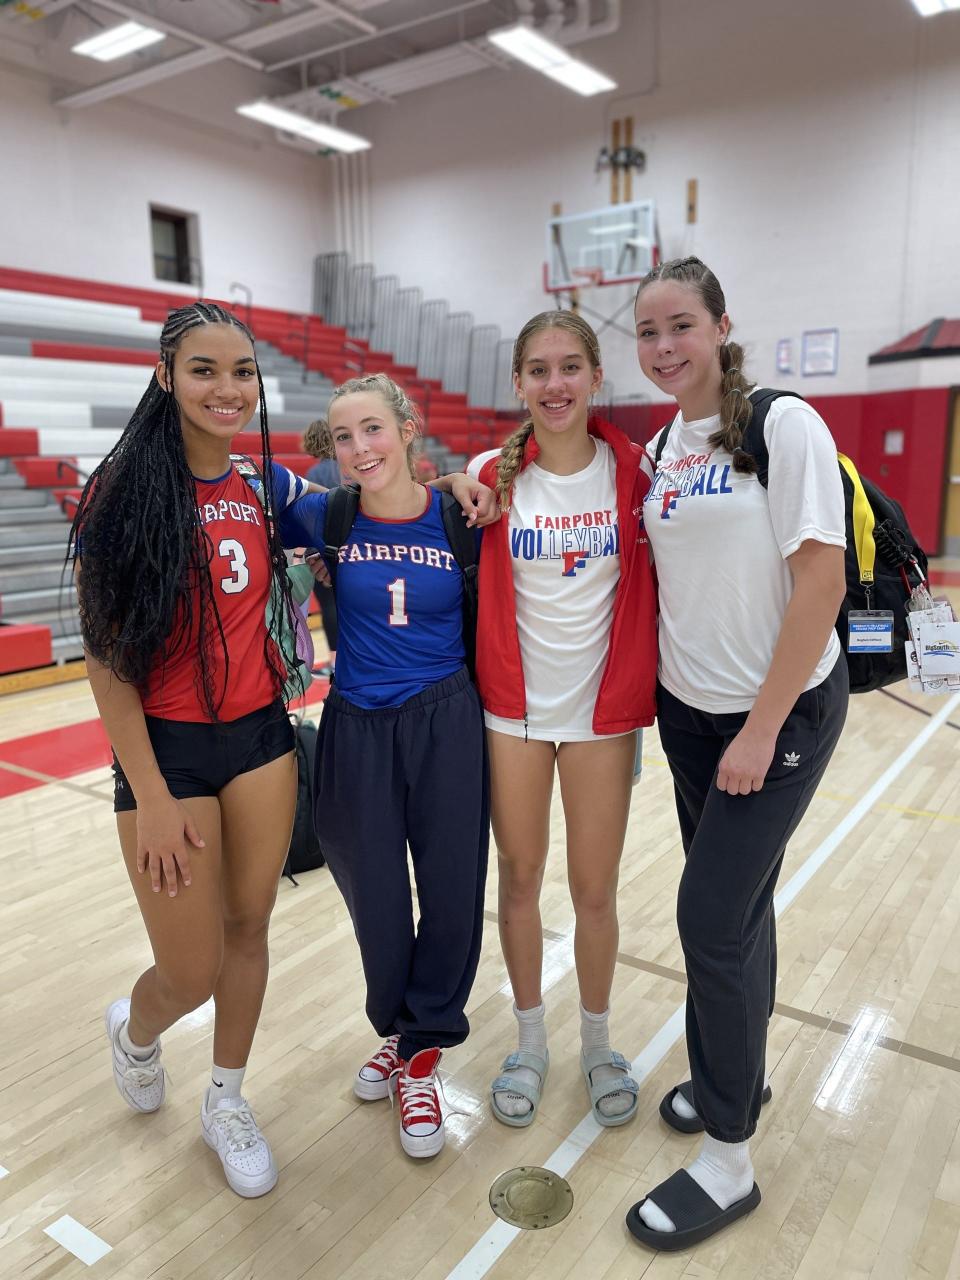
(312, 250, 511, 409)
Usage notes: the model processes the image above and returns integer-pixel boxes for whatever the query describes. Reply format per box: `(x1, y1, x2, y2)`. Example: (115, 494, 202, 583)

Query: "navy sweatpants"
(314, 667, 489, 1061)
(657, 655, 848, 1142)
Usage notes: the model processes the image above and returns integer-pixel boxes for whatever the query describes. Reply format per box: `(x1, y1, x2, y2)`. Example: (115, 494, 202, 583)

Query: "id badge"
(916, 619, 960, 675)
(848, 610, 894, 653)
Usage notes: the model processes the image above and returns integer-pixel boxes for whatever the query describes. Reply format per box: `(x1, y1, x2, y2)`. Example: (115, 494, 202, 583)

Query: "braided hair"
(635, 256, 756, 473)
(495, 310, 602, 510)
(68, 300, 297, 720)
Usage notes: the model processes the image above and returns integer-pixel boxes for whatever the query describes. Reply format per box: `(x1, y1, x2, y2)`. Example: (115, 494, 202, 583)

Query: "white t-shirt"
(468, 439, 623, 740)
(644, 394, 845, 714)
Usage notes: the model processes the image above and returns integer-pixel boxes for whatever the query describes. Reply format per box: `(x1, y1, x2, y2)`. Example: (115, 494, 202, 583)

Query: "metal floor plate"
(489, 1166, 574, 1230)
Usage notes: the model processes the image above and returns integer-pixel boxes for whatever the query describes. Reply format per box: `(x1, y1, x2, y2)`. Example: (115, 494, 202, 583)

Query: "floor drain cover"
(489, 1166, 574, 1230)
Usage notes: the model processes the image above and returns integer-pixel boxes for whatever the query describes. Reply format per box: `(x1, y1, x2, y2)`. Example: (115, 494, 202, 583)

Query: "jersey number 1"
(387, 577, 409, 627)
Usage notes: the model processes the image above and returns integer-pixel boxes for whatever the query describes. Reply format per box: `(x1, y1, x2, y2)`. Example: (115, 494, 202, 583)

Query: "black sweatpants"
(657, 655, 848, 1142)
(314, 667, 489, 1061)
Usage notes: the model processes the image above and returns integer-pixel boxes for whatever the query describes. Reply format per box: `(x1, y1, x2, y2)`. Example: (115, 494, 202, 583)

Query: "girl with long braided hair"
(464, 312, 657, 1132)
(625, 258, 848, 1250)
(70, 301, 318, 1199)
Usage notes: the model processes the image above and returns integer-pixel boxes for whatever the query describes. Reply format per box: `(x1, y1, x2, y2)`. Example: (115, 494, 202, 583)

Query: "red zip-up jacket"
(475, 417, 657, 735)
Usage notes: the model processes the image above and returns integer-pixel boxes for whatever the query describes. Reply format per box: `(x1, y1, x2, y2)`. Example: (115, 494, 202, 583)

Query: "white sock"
(493, 1003, 546, 1119)
(639, 1136, 754, 1233)
(672, 1071, 771, 1122)
(209, 1064, 246, 1104)
(118, 1020, 158, 1061)
(580, 1005, 633, 1118)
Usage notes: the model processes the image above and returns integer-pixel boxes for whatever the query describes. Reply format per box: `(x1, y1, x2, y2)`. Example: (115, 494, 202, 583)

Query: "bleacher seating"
(0, 267, 515, 676)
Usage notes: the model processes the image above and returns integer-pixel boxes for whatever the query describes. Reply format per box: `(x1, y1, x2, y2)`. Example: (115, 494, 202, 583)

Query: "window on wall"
(150, 206, 199, 286)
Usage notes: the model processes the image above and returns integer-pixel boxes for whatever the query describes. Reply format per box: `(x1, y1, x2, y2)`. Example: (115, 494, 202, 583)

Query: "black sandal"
(659, 1080, 773, 1134)
(626, 1169, 761, 1251)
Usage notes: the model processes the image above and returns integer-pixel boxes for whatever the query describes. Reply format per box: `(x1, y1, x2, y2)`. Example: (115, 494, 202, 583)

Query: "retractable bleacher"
(0, 268, 513, 678)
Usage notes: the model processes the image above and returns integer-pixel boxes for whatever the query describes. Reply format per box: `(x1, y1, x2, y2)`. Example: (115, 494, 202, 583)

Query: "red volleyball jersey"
(141, 466, 282, 722)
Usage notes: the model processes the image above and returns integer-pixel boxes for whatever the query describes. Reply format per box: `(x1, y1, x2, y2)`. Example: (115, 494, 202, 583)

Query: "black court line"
(481, 910, 960, 1075)
(879, 685, 960, 730)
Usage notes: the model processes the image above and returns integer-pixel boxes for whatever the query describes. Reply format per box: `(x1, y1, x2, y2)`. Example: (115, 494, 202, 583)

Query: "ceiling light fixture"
(487, 24, 616, 96)
(72, 21, 166, 62)
(236, 101, 371, 153)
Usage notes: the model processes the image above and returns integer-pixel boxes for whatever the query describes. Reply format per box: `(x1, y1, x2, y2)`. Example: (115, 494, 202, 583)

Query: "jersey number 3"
(219, 539, 249, 594)
(387, 577, 409, 627)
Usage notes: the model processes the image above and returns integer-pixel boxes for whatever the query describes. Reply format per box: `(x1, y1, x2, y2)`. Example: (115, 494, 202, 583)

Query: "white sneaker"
(355, 1035, 403, 1101)
(105, 998, 165, 1114)
(200, 1089, 278, 1198)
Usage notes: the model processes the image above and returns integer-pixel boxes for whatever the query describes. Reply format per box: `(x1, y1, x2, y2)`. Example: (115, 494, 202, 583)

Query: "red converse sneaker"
(396, 1047, 444, 1158)
(354, 1035, 402, 1101)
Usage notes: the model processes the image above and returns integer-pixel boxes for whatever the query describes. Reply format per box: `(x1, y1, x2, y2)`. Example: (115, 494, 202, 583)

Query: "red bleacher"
(0, 623, 52, 675)
(0, 428, 41, 456)
(31, 342, 156, 367)
(0, 268, 521, 675)
(0, 266, 513, 455)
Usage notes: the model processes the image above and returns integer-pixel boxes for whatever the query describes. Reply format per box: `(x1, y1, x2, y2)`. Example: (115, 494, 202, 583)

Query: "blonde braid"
(496, 420, 535, 511)
(711, 340, 755, 472)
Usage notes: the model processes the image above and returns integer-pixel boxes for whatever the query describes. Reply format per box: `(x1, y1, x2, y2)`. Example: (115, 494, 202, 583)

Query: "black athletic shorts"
(113, 699, 294, 813)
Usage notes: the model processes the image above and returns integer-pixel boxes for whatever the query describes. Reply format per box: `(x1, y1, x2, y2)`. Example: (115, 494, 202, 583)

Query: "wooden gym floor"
(2, 595, 960, 1279)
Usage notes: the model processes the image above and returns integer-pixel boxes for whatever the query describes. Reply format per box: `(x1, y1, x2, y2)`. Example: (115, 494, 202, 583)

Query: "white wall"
(0, 59, 328, 313)
(344, 0, 960, 402)
(3, 0, 960, 404)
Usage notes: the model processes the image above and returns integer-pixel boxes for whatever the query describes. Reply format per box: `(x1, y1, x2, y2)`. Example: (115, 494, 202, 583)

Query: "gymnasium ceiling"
(0, 0, 618, 133)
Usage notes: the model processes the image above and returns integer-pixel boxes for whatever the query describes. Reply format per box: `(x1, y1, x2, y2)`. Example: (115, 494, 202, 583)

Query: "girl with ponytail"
(70, 302, 318, 1200)
(625, 258, 849, 1250)
(464, 311, 657, 1132)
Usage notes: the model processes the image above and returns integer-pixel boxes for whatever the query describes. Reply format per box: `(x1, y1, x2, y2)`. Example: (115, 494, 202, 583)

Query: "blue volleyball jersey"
(278, 485, 467, 708)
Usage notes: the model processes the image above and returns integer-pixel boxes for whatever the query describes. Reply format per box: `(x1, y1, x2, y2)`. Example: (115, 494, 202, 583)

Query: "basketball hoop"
(571, 267, 604, 288)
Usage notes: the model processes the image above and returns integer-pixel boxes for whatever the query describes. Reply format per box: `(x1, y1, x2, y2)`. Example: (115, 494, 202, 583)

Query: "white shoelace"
(397, 1075, 441, 1125)
(116, 1032, 165, 1087)
(210, 1101, 261, 1152)
(364, 1037, 401, 1078)
(390, 1067, 470, 1125)
(122, 1060, 163, 1088)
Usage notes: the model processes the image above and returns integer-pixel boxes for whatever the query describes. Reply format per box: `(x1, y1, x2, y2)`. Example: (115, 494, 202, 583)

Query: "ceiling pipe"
(265, 0, 491, 74)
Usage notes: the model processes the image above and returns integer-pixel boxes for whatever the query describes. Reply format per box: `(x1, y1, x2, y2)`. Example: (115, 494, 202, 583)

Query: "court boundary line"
(446, 690, 960, 1279)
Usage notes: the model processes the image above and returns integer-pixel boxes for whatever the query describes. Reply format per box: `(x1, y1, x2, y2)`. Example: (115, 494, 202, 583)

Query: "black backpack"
(318, 484, 480, 677)
(655, 389, 928, 695)
(282, 718, 325, 885)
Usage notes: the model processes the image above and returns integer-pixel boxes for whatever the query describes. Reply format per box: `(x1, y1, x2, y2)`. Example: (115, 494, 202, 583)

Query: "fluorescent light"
(236, 101, 371, 153)
(72, 21, 165, 61)
(541, 58, 616, 96)
(911, 0, 960, 12)
(489, 25, 566, 71)
(488, 24, 616, 96)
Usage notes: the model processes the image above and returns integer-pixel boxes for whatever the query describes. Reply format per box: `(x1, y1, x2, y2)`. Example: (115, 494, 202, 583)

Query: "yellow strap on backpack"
(837, 453, 875, 587)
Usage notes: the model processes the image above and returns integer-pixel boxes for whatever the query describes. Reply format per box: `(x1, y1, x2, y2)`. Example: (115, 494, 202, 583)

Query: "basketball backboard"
(545, 200, 658, 293)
